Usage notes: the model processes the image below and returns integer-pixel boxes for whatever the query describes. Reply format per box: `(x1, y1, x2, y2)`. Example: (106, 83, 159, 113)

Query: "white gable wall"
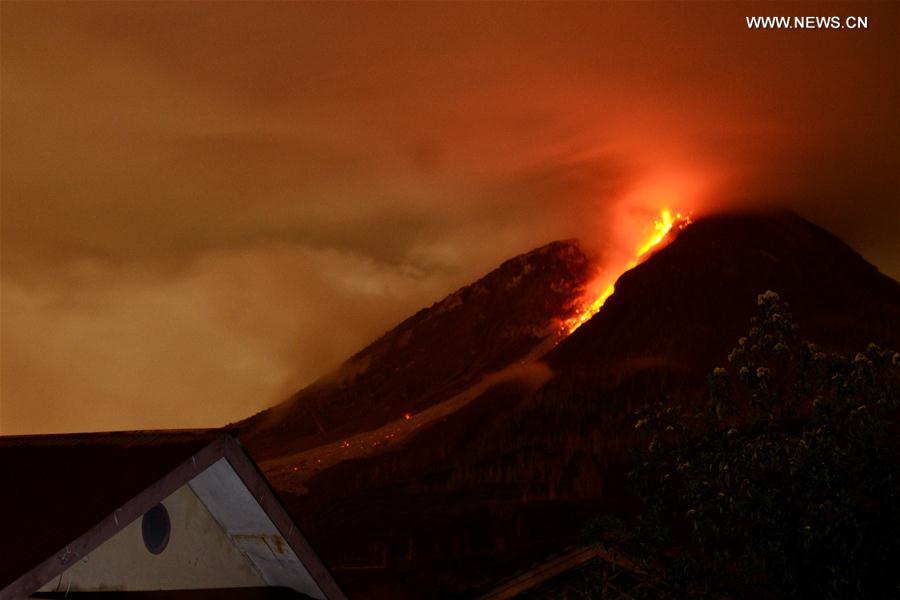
(38, 483, 266, 593)
(189, 458, 324, 599)
(37, 458, 325, 599)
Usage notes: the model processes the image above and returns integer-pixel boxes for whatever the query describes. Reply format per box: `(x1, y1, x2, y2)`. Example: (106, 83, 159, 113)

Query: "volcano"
(238, 211, 900, 598)
(240, 239, 592, 462)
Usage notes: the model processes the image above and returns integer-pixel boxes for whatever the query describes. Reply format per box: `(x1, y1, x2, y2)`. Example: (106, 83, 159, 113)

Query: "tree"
(592, 291, 900, 599)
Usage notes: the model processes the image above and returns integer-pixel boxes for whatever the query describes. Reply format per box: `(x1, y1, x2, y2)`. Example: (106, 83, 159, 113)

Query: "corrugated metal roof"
(0, 429, 231, 590)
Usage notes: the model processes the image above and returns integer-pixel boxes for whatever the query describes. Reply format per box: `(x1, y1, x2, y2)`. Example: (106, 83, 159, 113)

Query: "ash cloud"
(1, 1, 897, 432)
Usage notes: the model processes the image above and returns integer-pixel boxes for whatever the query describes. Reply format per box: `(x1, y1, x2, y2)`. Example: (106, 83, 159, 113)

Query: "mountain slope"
(549, 211, 900, 379)
(249, 211, 899, 597)
(240, 239, 591, 460)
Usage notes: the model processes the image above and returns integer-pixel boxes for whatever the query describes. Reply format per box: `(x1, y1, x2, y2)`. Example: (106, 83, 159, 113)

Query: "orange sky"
(2, 1, 898, 434)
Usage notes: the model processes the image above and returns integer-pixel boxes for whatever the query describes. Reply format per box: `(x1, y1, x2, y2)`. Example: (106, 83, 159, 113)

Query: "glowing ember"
(563, 208, 691, 334)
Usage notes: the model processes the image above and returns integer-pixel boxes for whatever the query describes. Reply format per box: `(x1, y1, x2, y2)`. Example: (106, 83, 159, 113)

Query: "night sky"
(2, 1, 897, 433)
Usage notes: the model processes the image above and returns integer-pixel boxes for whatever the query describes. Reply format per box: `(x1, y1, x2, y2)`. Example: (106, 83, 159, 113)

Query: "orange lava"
(562, 209, 691, 334)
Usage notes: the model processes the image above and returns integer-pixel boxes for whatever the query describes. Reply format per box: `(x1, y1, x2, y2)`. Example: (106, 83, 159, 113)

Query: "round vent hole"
(141, 504, 170, 554)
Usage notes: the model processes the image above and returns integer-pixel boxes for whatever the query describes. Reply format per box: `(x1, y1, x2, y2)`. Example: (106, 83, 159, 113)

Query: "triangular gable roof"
(0, 430, 345, 599)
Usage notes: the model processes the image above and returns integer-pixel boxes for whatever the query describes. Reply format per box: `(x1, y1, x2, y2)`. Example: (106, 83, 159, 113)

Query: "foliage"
(593, 291, 900, 599)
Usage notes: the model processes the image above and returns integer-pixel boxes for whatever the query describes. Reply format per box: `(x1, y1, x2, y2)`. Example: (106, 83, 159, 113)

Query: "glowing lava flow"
(562, 209, 691, 334)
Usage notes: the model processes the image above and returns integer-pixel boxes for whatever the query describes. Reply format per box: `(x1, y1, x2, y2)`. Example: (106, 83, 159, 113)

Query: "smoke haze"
(2, 1, 897, 432)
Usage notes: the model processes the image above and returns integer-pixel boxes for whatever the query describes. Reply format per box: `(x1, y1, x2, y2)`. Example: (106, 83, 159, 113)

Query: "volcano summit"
(238, 211, 900, 597)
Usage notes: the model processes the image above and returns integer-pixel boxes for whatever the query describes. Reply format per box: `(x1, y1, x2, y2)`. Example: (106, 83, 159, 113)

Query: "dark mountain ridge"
(550, 211, 899, 377)
(240, 239, 592, 460)
(242, 211, 900, 597)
